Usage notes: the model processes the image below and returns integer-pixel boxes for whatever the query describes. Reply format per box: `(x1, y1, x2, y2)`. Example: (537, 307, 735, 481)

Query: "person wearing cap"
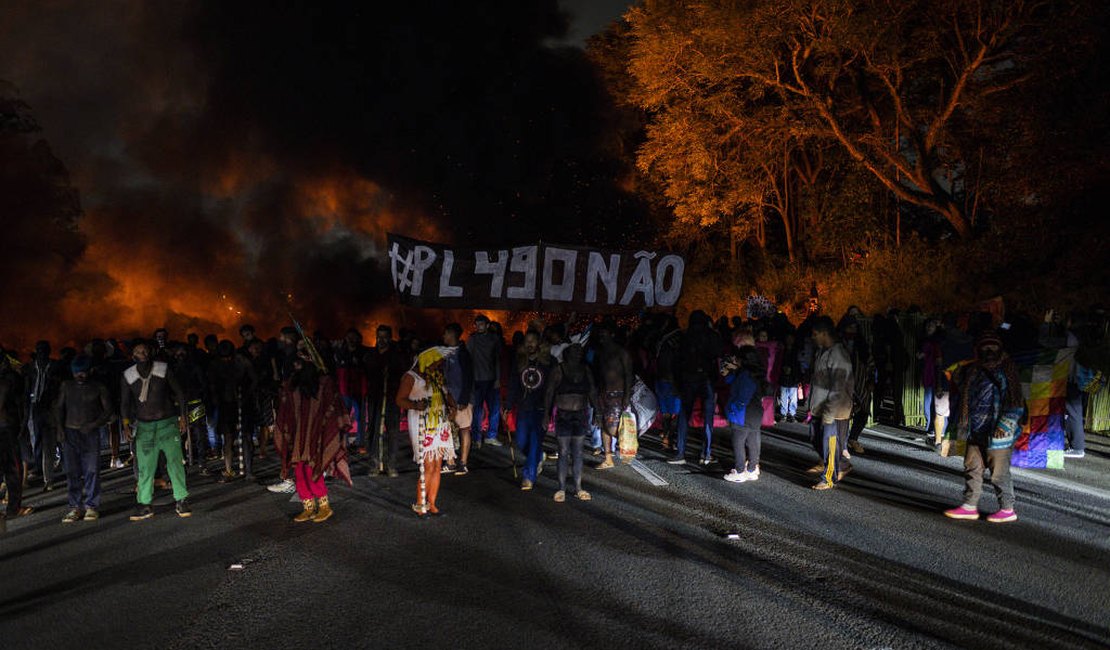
(944, 330, 1024, 523)
(54, 355, 114, 523)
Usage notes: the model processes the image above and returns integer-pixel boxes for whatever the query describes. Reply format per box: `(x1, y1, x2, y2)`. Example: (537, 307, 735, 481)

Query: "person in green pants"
(121, 341, 191, 520)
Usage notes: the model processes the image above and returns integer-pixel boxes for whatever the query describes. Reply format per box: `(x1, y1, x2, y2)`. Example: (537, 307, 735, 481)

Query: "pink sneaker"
(986, 509, 1017, 523)
(943, 505, 979, 520)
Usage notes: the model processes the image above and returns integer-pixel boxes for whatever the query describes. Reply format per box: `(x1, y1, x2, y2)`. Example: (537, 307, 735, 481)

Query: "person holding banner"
(397, 347, 456, 515)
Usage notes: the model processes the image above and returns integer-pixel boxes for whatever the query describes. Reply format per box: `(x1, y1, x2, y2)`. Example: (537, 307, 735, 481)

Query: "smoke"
(0, 1, 642, 349)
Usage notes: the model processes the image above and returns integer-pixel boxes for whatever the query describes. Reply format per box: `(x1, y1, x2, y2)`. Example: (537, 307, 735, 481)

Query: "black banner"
(387, 234, 685, 312)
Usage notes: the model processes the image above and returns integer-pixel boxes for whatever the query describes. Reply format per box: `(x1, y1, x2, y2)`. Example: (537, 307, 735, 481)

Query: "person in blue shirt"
(721, 329, 765, 483)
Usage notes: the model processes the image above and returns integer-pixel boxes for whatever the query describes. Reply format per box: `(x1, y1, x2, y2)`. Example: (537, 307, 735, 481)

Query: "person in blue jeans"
(668, 310, 722, 466)
(778, 332, 800, 422)
(507, 331, 552, 490)
(467, 315, 503, 445)
(54, 355, 114, 522)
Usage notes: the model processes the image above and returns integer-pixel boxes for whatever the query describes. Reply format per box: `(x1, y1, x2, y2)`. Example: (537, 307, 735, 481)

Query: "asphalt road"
(2, 423, 1109, 650)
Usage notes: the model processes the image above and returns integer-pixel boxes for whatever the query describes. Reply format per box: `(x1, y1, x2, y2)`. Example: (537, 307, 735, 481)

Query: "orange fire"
(31, 166, 443, 349)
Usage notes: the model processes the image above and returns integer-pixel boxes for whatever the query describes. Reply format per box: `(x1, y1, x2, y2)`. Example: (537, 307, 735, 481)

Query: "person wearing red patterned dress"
(274, 352, 352, 523)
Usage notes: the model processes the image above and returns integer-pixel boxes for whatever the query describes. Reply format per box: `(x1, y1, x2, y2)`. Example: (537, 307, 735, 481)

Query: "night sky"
(0, 1, 639, 344)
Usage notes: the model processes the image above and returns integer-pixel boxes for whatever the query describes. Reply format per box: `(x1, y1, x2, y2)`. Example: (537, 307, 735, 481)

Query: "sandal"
(553, 490, 566, 502)
(575, 490, 592, 501)
(411, 503, 428, 516)
(595, 458, 614, 470)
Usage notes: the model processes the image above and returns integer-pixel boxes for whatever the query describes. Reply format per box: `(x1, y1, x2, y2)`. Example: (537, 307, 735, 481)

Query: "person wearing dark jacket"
(24, 340, 61, 491)
(172, 345, 209, 469)
(334, 328, 369, 452)
(507, 331, 552, 491)
(467, 314, 503, 445)
(207, 341, 257, 482)
(0, 351, 32, 518)
(669, 310, 722, 466)
(55, 356, 114, 522)
(121, 342, 190, 520)
(778, 332, 802, 422)
(839, 315, 875, 455)
(365, 325, 409, 477)
(944, 331, 1024, 523)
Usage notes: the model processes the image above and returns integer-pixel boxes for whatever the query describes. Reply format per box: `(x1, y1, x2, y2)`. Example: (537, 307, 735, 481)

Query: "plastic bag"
(629, 376, 658, 436)
(618, 409, 638, 460)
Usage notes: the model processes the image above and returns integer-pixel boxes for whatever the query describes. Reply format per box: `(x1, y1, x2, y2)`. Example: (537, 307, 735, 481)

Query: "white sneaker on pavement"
(723, 469, 747, 483)
(267, 478, 295, 494)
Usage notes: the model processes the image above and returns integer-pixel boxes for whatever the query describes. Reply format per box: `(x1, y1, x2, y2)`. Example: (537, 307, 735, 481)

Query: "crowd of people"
(0, 303, 1102, 527)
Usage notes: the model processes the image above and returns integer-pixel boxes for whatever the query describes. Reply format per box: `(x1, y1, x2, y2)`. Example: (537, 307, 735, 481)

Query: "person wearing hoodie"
(54, 355, 114, 523)
(806, 317, 854, 490)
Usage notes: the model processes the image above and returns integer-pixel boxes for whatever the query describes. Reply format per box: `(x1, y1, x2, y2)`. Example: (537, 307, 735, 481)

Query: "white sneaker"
(111, 458, 125, 469)
(744, 468, 759, 482)
(724, 469, 747, 483)
(267, 478, 295, 494)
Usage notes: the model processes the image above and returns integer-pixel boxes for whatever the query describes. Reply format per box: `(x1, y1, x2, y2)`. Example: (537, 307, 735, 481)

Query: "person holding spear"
(396, 347, 456, 516)
(274, 347, 352, 523)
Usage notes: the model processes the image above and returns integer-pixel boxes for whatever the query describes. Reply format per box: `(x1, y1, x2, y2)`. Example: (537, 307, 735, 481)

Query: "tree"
(0, 82, 85, 347)
(626, 0, 1061, 240)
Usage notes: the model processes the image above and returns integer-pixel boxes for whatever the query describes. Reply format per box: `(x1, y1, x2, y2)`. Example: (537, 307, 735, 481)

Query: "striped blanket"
(1011, 347, 1073, 469)
(942, 347, 1072, 469)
